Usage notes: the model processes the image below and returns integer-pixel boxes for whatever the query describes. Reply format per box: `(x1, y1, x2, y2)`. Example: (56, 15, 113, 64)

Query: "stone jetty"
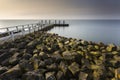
(0, 31, 120, 80)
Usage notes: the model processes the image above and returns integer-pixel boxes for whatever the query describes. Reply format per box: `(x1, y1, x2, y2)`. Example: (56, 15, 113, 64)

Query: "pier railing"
(0, 20, 68, 41)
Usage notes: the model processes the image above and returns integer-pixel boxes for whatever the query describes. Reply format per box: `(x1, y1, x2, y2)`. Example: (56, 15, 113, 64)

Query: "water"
(49, 20, 120, 45)
(0, 20, 120, 45)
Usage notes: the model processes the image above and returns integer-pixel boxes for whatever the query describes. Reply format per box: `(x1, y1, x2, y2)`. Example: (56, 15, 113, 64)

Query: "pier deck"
(0, 20, 69, 43)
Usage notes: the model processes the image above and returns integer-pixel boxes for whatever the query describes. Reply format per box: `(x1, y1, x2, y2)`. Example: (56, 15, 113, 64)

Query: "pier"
(0, 20, 69, 42)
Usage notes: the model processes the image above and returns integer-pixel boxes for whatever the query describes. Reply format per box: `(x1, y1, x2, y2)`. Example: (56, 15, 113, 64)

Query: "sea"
(0, 20, 120, 45)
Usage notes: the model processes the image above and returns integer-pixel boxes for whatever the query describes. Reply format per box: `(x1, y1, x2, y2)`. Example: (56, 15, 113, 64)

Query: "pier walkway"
(0, 20, 69, 42)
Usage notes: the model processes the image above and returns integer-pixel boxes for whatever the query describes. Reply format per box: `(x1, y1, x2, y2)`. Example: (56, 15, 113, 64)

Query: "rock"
(59, 61, 69, 75)
(27, 40, 37, 49)
(22, 53, 32, 60)
(79, 72, 88, 80)
(36, 45, 41, 50)
(0, 52, 10, 63)
(46, 63, 58, 71)
(0, 64, 22, 79)
(68, 62, 80, 75)
(22, 71, 45, 80)
(39, 52, 49, 60)
(1, 58, 10, 66)
(56, 71, 64, 80)
(50, 51, 63, 63)
(45, 72, 56, 80)
(90, 51, 101, 56)
(106, 44, 117, 52)
(39, 61, 46, 68)
(0, 66, 8, 74)
(80, 40, 89, 46)
(9, 52, 20, 66)
(33, 59, 39, 70)
(19, 60, 33, 72)
(44, 58, 54, 65)
(62, 51, 75, 61)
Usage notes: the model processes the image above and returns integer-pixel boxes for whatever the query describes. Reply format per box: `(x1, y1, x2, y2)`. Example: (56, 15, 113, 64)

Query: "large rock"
(22, 71, 45, 80)
(62, 51, 76, 61)
(9, 52, 20, 66)
(45, 72, 56, 80)
(19, 60, 34, 72)
(0, 66, 8, 74)
(0, 64, 22, 80)
(56, 71, 64, 80)
(106, 44, 117, 52)
(59, 61, 69, 75)
(68, 62, 80, 75)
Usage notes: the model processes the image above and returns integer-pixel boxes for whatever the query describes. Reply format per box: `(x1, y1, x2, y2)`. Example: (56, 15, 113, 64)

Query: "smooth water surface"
(49, 20, 120, 45)
(0, 20, 120, 45)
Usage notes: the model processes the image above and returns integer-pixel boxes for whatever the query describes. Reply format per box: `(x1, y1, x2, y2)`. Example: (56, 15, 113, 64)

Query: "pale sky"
(0, 0, 120, 19)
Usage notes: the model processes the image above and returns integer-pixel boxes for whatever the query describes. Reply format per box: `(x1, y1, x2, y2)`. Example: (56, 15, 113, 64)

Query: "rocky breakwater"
(0, 32, 120, 80)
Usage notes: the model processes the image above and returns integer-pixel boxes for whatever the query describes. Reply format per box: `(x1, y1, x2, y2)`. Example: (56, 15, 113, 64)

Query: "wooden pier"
(0, 20, 69, 42)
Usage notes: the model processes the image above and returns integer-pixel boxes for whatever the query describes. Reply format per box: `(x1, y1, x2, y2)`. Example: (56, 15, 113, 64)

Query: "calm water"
(0, 20, 120, 45)
(49, 20, 120, 45)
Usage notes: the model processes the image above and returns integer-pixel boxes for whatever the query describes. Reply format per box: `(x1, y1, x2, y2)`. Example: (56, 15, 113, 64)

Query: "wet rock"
(62, 51, 75, 61)
(59, 61, 69, 75)
(22, 71, 45, 80)
(39, 52, 49, 60)
(45, 72, 56, 80)
(44, 58, 54, 65)
(50, 51, 63, 63)
(56, 71, 64, 80)
(46, 63, 58, 71)
(0, 52, 10, 64)
(19, 60, 33, 72)
(9, 52, 20, 66)
(0, 66, 8, 74)
(79, 72, 88, 80)
(0, 64, 22, 79)
(68, 62, 80, 75)
(27, 40, 37, 49)
(106, 44, 117, 52)
(39, 61, 46, 68)
(22, 53, 32, 60)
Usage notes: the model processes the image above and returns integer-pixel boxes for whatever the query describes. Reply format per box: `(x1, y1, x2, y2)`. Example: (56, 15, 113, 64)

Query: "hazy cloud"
(0, 0, 120, 19)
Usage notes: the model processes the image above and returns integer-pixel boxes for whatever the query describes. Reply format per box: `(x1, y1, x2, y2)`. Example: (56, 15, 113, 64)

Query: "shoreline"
(0, 32, 120, 80)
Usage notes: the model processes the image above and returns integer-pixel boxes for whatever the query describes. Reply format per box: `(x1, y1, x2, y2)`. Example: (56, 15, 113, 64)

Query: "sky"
(0, 0, 120, 19)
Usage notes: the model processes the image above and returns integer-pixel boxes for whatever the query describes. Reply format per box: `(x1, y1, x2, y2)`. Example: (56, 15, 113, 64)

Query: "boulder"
(56, 71, 64, 80)
(22, 71, 45, 80)
(62, 51, 75, 61)
(0, 64, 22, 79)
(19, 60, 34, 72)
(106, 44, 117, 52)
(9, 52, 20, 66)
(0, 66, 8, 74)
(68, 62, 80, 75)
(45, 72, 56, 80)
(46, 63, 58, 71)
(79, 72, 88, 80)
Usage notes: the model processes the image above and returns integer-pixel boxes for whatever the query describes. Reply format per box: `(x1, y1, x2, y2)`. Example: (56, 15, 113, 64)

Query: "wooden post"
(55, 20, 57, 24)
(16, 26, 19, 32)
(33, 25, 35, 32)
(28, 25, 31, 33)
(63, 20, 65, 24)
(11, 31, 14, 41)
(49, 20, 51, 24)
(6, 28, 10, 35)
(22, 26, 24, 35)
(59, 20, 61, 24)
(45, 20, 47, 25)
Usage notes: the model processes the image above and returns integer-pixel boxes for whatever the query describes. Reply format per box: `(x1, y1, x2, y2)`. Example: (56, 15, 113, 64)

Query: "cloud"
(0, 0, 120, 19)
